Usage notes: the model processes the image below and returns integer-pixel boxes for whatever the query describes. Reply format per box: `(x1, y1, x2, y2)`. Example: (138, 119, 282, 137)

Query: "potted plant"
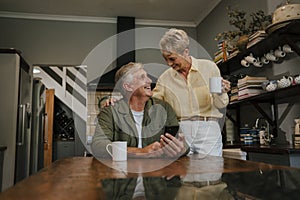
(215, 7, 272, 51)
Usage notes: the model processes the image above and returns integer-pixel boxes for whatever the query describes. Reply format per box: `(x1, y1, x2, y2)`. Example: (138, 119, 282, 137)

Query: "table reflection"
(101, 168, 300, 200)
(223, 169, 300, 200)
(102, 176, 182, 200)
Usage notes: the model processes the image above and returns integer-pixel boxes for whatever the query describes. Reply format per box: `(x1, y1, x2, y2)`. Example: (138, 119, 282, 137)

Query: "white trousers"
(179, 120, 223, 156)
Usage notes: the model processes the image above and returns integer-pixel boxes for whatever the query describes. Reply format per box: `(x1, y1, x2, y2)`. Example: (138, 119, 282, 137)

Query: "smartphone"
(164, 125, 179, 137)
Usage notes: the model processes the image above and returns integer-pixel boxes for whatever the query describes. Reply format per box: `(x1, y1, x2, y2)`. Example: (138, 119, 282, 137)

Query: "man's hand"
(127, 142, 164, 158)
(160, 133, 187, 158)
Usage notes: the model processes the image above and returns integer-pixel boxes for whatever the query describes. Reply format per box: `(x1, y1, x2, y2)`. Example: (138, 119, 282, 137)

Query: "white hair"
(115, 62, 143, 95)
(159, 28, 189, 54)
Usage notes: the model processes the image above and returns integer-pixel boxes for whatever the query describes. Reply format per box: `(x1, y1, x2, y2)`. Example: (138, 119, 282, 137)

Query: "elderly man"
(91, 62, 189, 158)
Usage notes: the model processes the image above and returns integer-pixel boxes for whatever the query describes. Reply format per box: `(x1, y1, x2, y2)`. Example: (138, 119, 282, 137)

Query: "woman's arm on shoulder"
(91, 107, 114, 158)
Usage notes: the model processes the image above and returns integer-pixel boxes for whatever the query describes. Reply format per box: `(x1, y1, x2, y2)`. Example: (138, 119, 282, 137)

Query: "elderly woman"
(153, 28, 231, 156)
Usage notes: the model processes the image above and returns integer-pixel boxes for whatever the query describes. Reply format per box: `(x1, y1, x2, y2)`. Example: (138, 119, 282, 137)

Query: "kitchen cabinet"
(218, 20, 300, 147)
(53, 141, 75, 160)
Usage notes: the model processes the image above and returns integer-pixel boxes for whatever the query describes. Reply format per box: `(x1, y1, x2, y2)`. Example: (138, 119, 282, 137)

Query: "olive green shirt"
(152, 56, 229, 119)
(91, 97, 188, 157)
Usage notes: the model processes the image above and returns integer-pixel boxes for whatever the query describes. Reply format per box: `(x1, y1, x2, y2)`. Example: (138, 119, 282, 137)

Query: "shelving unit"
(218, 19, 300, 146)
(218, 20, 300, 75)
(228, 84, 300, 140)
(54, 109, 75, 141)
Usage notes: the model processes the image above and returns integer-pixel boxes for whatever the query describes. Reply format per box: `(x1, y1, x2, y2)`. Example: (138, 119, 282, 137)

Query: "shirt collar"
(117, 98, 153, 114)
(190, 56, 199, 72)
(172, 56, 198, 77)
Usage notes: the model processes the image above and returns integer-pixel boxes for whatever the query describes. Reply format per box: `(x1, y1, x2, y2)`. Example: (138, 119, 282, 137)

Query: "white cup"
(106, 141, 127, 161)
(244, 55, 257, 64)
(209, 77, 222, 94)
(240, 59, 250, 67)
(253, 60, 263, 67)
(274, 49, 286, 58)
(264, 52, 278, 62)
(260, 57, 270, 65)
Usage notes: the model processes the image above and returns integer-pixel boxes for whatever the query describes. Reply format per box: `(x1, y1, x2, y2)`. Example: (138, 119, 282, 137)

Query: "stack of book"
(214, 41, 241, 64)
(229, 86, 239, 102)
(246, 30, 268, 49)
(237, 76, 267, 100)
(239, 126, 259, 145)
(214, 41, 228, 64)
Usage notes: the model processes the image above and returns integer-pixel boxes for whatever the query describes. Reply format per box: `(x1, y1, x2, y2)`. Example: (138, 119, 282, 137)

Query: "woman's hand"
(221, 78, 231, 93)
(102, 97, 117, 107)
(160, 133, 187, 158)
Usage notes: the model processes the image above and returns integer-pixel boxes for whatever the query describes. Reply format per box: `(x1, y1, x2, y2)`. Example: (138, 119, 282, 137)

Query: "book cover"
(238, 93, 261, 100)
(247, 37, 265, 48)
(238, 88, 264, 96)
(238, 76, 267, 86)
(238, 83, 265, 90)
(238, 75, 267, 82)
(248, 30, 267, 41)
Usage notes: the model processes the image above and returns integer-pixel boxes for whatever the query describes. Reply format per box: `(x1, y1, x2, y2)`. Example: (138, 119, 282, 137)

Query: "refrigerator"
(0, 49, 33, 191)
(30, 78, 46, 174)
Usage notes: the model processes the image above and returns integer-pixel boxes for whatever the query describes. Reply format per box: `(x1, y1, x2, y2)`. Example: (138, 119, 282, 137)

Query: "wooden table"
(0, 154, 298, 199)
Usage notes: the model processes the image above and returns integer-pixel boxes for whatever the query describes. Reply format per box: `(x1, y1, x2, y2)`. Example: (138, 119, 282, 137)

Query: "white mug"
(240, 59, 250, 67)
(244, 55, 257, 64)
(260, 56, 270, 65)
(274, 49, 286, 58)
(253, 58, 263, 67)
(264, 52, 278, 62)
(106, 141, 127, 161)
(209, 77, 222, 94)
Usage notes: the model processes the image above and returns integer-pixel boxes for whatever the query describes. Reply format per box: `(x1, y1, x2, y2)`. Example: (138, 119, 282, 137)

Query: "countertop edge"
(241, 145, 300, 154)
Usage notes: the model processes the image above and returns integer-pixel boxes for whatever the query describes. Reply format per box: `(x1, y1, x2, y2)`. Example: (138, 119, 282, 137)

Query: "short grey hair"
(159, 28, 189, 55)
(115, 62, 143, 95)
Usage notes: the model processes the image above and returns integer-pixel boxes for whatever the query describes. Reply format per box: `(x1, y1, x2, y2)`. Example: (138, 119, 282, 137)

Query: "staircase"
(33, 65, 87, 122)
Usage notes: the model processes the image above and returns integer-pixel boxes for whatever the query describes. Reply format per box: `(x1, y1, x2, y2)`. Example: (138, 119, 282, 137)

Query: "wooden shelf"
(229, 84, 300, 106)
(226, 84, 300, 139)
(218, 19, 300, 75)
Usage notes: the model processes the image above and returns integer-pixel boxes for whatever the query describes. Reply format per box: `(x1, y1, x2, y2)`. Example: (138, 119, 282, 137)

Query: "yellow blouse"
(152, 56, 229, 119)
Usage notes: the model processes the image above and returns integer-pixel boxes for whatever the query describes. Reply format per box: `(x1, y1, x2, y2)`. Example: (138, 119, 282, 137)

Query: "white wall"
(0, 18, 116, 66)
(0, 17, 199, 82)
